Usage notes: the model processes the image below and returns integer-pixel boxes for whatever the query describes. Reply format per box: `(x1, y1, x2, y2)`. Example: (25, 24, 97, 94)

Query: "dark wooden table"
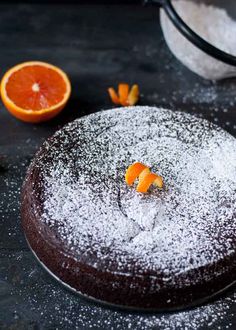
(0, 3, 236, 329)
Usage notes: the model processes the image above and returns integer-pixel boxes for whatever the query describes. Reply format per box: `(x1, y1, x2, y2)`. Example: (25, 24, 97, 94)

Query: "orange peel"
(127, 84, 139, 106)
(125, 162, 148, 186)
(107, 88, 120, 105)
(125, 162, 163, 193)
(108, 83, 139, 106)
(118, 83, 129, 106)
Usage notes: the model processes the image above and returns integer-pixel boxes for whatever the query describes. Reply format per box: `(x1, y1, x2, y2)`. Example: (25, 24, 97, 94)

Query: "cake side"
(21, 177, 236, 310)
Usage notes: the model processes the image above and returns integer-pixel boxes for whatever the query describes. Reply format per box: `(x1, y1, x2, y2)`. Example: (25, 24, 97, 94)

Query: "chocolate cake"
(21, 106, 236, 310)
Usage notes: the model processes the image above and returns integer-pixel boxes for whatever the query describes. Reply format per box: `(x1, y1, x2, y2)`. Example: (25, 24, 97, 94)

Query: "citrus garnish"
(125, 162, 163, 193)
(1, 61, 71, 123)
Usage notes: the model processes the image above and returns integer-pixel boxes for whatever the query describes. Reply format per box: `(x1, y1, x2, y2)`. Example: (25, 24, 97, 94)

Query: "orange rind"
(108, 83, 139, 106)
(125, 162, 148, 186)
(125, 162, 163, 193)
(118, 83, 129, 106)
(107, 87, 120, 105)
(127, 84, 139, 106)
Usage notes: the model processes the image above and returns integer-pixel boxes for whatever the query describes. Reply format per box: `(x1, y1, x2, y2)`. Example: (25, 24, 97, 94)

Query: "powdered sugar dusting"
(7, 249, 235, 329)
(31, 106, 236, 285)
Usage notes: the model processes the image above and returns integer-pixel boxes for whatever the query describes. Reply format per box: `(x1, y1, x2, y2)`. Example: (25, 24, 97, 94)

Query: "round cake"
(21, 106, 236, 310)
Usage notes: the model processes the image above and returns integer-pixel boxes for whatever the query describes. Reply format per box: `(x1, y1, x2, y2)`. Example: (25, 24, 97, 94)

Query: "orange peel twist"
(125, 162, 163, 193)
(108, 83, 139, 106)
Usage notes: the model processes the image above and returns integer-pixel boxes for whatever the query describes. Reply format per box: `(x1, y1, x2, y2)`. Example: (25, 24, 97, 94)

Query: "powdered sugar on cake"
(32, 106, 236, 284)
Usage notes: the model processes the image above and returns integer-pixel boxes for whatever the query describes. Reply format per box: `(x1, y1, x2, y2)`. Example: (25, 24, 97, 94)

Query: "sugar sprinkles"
(26, 106, 236, 286)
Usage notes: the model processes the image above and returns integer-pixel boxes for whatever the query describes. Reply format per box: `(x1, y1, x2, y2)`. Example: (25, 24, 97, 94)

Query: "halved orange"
(0, 61, 71, 123)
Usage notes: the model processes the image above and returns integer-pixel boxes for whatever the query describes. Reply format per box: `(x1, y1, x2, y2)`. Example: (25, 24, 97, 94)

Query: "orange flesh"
(5, 65, 67, 111)
(125, 162, 148, 185)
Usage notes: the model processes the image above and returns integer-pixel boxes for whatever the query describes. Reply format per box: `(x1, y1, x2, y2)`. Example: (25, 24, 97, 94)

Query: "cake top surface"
(29, 106, 236, 282)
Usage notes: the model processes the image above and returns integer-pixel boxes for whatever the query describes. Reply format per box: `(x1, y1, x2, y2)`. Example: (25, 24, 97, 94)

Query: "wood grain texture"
(0, 3, 235, 329)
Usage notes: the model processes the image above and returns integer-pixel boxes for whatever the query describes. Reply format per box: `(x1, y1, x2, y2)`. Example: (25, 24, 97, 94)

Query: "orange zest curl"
(118, 83, 129, 106)
(125, 162, 163, 193)
(108, 83, 139, 106)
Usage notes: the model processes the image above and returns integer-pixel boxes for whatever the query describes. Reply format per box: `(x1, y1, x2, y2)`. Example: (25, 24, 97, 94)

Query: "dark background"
(0, 1, 236, 329)
(0, 1, 144, 3)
